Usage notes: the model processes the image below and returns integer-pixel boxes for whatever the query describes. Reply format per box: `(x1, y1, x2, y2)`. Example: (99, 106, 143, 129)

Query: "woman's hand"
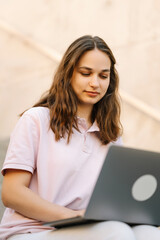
(75, 209, 85, 217)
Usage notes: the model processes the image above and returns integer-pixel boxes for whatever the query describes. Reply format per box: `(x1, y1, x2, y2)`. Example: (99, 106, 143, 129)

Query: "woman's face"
(71, 48, 111, 108)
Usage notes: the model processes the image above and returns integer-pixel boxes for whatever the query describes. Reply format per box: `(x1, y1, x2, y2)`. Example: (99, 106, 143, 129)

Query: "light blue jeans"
(7, 221, 160, 240)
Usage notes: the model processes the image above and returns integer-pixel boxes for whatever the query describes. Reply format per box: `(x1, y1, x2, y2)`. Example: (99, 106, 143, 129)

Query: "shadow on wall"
(0, 138, 9, 221)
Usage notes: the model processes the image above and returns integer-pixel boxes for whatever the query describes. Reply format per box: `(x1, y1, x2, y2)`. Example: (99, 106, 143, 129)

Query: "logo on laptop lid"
(131, 174, 157, 201)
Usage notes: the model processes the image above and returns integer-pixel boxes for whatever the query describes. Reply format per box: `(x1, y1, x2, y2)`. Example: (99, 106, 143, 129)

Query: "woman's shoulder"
(23, 107, 50, 121)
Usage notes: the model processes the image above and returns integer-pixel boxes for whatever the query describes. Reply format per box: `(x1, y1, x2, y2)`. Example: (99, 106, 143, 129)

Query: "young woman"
(0, 35, 160, 240)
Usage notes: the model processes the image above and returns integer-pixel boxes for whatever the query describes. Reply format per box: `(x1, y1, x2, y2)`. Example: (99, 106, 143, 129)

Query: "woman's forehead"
(77, 49, 111, 70)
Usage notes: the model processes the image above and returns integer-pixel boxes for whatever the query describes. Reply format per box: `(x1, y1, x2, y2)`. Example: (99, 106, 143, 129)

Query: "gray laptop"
(44, 145, 160, 228)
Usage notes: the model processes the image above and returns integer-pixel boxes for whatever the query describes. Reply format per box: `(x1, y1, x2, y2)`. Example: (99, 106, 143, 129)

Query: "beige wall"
(0, 0, 160, 151)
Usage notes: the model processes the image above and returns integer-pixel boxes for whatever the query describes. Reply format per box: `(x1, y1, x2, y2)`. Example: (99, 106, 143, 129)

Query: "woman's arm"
(1, 169, 84, 222)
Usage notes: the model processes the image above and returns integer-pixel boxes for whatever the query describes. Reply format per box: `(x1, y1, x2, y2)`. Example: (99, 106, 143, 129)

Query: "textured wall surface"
(0, 0, 159, 151)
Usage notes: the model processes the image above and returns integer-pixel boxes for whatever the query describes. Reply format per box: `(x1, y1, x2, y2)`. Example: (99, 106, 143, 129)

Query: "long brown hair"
(32, 35, 122, 144)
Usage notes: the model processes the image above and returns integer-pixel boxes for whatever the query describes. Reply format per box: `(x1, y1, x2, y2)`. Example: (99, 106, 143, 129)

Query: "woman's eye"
(81, 72, 90, 76)
(100, 75, 108, 79)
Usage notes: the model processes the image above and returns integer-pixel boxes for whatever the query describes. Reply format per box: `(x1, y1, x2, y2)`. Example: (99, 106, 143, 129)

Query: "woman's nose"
(89, 75, 99, 87)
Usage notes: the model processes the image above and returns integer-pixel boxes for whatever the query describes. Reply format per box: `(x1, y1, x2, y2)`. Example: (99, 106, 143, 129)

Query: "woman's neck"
(76, 104, 93, 127)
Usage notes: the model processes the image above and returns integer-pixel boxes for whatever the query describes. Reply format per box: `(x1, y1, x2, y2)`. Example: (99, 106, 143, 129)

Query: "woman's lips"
(85, 91, 99, 97)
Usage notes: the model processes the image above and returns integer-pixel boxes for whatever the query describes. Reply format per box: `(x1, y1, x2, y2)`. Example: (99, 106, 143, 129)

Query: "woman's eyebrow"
(102, 69, 110, 73)
(78, 66, 92, 70)
(78, 66, 110, 72)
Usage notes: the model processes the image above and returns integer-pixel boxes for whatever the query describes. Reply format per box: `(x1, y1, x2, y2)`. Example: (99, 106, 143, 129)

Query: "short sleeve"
(1, 112, 40, 175)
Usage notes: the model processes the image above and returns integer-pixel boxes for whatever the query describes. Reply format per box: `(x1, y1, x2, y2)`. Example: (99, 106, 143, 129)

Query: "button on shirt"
(0, 107, 122, 239)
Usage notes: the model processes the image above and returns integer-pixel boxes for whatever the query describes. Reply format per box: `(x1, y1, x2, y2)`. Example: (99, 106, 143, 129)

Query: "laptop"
(44, 145, 160, 228)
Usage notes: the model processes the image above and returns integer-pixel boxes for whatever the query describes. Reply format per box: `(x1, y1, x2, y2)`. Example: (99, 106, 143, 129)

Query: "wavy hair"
(32, 35, 122, 144)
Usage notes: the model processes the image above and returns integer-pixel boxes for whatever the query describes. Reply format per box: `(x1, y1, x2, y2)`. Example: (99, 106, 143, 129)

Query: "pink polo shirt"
(0, 107, 122, 239)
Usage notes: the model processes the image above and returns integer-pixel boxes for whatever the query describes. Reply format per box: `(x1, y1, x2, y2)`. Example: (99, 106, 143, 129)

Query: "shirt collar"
(77, 117, 100, 133)
(88, 121, 99, 132)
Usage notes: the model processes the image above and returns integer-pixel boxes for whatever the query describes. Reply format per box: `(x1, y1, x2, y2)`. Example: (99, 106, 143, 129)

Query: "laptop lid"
(44, 145, 160, 227)
(85, 145, 160, 226)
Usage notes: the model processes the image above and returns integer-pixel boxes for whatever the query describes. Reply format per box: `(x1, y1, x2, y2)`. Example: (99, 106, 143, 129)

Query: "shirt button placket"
(82, 133, 89, 153)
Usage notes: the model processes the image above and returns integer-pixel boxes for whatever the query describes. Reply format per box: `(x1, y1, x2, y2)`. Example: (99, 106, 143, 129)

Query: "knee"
(132, 225, 160, 240)
(92, 221, 136, 240)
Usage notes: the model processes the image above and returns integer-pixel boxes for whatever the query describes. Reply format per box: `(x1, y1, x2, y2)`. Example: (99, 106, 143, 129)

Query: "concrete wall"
(0, 0, 159, 152)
